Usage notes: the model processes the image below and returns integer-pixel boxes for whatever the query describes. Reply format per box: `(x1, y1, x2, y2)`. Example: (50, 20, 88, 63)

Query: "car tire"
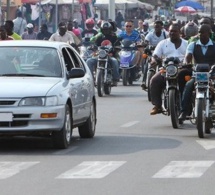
(52, 104, 72, 149)
(78, 101, 96, 138)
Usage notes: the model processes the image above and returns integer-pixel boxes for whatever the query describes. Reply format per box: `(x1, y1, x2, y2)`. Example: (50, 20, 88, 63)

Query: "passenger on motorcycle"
(141, 20, 169, 89)
(81, 18, 98, 43)
(136, 20, 150, 38)
(180, 21, 198, 41)
(188, 17, 215, 43)
(86, 21, 120, 86)
(149, 23, 188, 115)
(178, 24, 215, 122)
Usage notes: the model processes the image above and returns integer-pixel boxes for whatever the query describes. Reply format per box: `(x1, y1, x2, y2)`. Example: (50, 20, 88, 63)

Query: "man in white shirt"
(49, 22, 75, 44)
(141, 20, 169, 89)
(144, 20, 169, 46)
(13, 11, 27, 35)
(149, 23, 188, 115)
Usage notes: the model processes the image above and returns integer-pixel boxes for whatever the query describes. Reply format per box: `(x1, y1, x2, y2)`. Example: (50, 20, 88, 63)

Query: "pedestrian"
(4, 20, 22, 40)
(36, 24, 52, 40)
(21, 23, 37, 40)
(13, 11, 27, 36)
(115, 11, 124, 29)
(0, 25, 14, 40)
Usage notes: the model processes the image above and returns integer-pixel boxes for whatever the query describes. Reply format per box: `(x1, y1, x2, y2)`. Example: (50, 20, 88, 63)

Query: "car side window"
(66, 47, 84, 69)
(62, 48, 75, 71)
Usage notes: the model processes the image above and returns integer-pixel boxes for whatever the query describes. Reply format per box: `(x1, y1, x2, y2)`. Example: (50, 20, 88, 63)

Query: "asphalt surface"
(0, 80, 215, 195)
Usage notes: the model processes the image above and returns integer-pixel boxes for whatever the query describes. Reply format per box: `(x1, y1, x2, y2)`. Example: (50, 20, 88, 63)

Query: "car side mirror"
(67, 68, 85, 79)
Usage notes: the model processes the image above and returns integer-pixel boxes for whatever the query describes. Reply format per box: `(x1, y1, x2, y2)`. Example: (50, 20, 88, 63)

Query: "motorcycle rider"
(149, 23, 188, 115)
(144, 20, 169, 47)
(141, 20, 169, 89)
(81, 18, 98, 43)
(178, 24, 215, 122)
(118, 20, 142, 70)
(86, 21, 120, 86)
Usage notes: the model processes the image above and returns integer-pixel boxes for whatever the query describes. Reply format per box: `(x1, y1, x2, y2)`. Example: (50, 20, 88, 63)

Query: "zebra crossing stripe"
(0, 162, 39, 179)
(153, 161, 214, 178)
(56, 161, 126, 179)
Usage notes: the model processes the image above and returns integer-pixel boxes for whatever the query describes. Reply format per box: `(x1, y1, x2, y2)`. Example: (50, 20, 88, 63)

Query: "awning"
(21, 0, 79, 4)
(94, 0, 154, 10)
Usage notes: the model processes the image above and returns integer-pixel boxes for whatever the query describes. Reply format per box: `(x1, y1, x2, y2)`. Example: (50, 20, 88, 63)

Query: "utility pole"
(39, 0, 41, 29)
(55, 0, 58, 32)
(108, 0, 115, 21)
(0, 0, 2, 25)
(7, 0, 10, 20)
(211, 0, 213, 19)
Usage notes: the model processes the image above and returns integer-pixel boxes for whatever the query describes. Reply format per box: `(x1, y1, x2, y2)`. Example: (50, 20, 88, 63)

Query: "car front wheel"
(52, 104, 72, 149)
(78, 101, 96, 138)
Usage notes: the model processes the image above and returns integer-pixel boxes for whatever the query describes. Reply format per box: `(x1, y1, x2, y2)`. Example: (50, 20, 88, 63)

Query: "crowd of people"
(1, 10, 215, 123)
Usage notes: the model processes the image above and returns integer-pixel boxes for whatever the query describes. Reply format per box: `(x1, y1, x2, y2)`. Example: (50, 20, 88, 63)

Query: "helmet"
(100, 21, 113, 35)
(184, 21, 198, 38)
(85, 18, 95, 29)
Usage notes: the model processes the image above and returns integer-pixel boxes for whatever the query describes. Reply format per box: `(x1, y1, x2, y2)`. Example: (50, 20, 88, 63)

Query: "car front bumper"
(0, 105, 66, 131)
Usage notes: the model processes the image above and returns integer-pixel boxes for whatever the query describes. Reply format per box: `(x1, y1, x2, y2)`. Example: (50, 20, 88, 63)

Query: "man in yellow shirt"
(4, 20, 22, 40)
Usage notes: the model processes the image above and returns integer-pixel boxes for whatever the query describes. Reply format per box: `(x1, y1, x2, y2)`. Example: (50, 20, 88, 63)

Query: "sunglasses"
(126, 25, 132, 28)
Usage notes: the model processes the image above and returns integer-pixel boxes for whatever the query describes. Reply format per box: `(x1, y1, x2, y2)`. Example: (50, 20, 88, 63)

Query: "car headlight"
(166, 65, 178, 76)
(45, 96, 58, 106)
(19, 96, 58, 106)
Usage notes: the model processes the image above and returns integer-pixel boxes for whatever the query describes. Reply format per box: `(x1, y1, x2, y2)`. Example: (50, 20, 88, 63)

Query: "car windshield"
(0, 47, 62, 77)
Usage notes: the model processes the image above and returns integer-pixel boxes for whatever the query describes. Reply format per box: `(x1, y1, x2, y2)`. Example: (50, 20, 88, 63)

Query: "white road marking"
(56, 161, 126, 179)
(153, 161, 214, 178)
(0, 161, 39, 179)
(196, 140, 215, 150)
(120, 121, 140, 128)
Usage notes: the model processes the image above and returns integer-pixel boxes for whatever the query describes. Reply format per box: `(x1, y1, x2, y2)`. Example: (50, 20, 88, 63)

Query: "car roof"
(0, 40, 70, 49)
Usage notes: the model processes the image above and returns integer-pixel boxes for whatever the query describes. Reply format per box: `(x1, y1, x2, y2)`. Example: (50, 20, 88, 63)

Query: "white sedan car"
(0, 41, 96, 149)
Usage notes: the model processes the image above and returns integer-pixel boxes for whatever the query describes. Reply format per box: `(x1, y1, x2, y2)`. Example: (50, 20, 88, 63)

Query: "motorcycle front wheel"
(169, 89, 180, 129)
(104, 84, 111, 95)
(122, 69, 128, 86)
(146, 70, 155, 102)
(196, 98, 206, 138)
(97, 69, 105, 97)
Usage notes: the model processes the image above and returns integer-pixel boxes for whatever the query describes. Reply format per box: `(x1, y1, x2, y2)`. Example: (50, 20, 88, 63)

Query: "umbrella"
(175, 1, 204, 10)
(175, 6, 196, 13)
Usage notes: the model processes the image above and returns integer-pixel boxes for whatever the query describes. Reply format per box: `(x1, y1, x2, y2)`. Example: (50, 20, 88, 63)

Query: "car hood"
(0, 77, 62, 97)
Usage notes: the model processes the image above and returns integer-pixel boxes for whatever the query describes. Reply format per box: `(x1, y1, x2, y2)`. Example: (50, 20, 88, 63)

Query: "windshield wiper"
(1, 73, 45, 77)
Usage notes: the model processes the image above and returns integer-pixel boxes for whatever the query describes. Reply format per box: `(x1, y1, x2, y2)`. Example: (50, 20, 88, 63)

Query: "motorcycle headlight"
(166, 65, 177, 76)
(19, 96, 58, 106)
(98, 50, 107, 58)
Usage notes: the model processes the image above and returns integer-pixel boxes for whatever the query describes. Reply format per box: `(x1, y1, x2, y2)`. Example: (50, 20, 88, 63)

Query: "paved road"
(0, 80, 215, 195)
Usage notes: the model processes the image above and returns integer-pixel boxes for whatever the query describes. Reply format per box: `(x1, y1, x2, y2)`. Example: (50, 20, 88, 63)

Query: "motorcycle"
(96, 43, 115, 97)
(193, 64, 215, 138)
(141, 45, 155, 101)
(161, 57, 181, 129)
(119, 39, 141, 86)
(143, 46, 163, 102)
